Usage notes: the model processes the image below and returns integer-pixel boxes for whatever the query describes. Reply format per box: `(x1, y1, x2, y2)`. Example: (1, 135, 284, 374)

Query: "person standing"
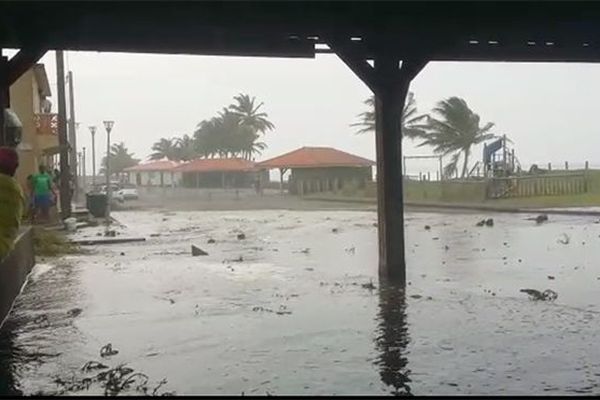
(0, 147, 24, 260)
(30, 165, 55, 224)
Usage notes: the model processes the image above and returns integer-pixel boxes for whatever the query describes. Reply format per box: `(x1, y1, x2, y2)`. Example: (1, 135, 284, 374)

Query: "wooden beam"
(327, 37, 378, 94)
(7, 45, 47, 86)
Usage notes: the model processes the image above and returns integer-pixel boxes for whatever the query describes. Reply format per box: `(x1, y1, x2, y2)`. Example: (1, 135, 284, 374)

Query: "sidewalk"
(303, 195, 600, 217)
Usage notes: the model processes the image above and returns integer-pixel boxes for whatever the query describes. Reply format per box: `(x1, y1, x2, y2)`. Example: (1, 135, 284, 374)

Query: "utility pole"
(56, 50, 71, 219)
(82, 146, 86, 194)
(67, 71, 78, 203)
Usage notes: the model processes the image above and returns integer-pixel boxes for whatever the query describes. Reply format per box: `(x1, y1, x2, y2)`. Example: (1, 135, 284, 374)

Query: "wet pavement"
(2, 210, 600, 395)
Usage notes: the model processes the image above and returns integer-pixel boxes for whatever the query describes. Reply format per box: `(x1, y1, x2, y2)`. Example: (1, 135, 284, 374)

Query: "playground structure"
(481, 135, 520, 178)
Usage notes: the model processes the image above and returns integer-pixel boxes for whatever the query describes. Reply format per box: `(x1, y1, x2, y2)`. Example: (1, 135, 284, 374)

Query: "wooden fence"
(488, 173, 587, 199)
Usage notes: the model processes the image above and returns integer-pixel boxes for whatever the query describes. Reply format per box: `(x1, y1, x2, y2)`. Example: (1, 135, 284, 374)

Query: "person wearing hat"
(0, 146, 24, 260)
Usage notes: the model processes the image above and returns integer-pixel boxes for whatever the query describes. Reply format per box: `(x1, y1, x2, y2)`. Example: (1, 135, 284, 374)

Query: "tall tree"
(101, 142, 139, 177)
(175, 134, 197, 161)
(351, 92, 427, 139)
(228, 93, 275, 135)
(419, 97, 496, 178)
(150, 138, 179, 161)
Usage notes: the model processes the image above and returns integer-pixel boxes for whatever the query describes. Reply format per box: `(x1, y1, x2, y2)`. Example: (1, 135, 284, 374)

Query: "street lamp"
(103, 120, 114, 230)
(89, 125, 97, 185)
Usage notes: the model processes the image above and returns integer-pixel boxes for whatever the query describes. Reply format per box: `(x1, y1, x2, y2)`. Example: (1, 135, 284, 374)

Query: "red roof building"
(257, 147, 374, 196)
(173, 158, 256, 173)
(172, 158, 264, 189)
(257, 146, 375, 169)
(124, 160, 181, 172)
(124, 159, 183, 187)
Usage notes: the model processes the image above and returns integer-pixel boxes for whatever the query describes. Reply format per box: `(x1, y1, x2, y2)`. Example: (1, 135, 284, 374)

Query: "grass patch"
(33, 227, 81, 257)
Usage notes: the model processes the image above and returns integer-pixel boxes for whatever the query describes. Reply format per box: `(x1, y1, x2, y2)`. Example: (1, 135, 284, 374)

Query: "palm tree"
(228, 93, 275, 135)
(419, 97, 496, 178)
(150, 138, 179, 161)
(175, 134, 197, 161)
(351, 92, 427, 139)
(101, 142, 140, 178)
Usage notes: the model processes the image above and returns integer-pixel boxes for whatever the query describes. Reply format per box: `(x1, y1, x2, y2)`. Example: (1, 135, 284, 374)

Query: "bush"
(33, 228, 80, 257)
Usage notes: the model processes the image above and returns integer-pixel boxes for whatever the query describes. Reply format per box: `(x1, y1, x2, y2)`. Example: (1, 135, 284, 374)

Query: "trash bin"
(86, 193, 107, 218)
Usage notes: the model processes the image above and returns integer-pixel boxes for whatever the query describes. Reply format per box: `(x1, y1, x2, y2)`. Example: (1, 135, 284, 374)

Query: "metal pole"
(82, 146, 86, 193)
(105, 129, 111, 229)
(56, 50, 71, 218)
(438, 156, 443, 181)
(103, 120, 114, 231)
(89, 126, 97, 185)
(67, 71, 78, 202)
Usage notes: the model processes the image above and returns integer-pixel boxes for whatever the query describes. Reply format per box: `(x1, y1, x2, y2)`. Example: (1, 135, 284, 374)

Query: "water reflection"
(0, 320, 23, 396)
(374, 280, 411, 396)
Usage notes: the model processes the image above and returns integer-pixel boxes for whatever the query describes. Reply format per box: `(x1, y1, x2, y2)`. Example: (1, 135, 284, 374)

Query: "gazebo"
(257, 146, 375, 195)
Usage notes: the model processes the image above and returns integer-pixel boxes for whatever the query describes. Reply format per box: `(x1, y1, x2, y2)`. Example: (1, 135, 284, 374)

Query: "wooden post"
(548, 162, 551, 171)
(329, 38, 427, 283)
(279, 168, 285, 194)
(438, 156, 443, 181)
(585, 161, 589, 170)
(427, 171, 431, 181)
(565, 161, 569, 170)
(0, 55, 7, 146)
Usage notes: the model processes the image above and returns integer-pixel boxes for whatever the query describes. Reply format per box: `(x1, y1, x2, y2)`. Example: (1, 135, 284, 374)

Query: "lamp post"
(89, 125, 97, 186)
(81, 146, 86, 194)
(103, 120, 114, 230)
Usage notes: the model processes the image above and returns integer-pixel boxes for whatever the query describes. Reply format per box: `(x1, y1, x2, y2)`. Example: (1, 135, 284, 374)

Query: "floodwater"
(2, 210, 600, 395)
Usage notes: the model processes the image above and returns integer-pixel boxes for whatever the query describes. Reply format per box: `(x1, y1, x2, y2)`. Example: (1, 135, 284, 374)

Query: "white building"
(124, 160, 183, 187)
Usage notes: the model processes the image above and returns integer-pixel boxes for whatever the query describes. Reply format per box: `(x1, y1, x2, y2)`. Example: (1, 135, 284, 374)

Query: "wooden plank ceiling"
(2, 2, 600, 62)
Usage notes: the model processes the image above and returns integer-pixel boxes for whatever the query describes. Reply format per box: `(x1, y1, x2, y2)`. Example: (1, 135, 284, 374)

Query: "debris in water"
(150, 233, 160, 237)
(305, 267, 314, 271)
(104, 230, 117, 237)
(361, 280, 376, 290)
(120, 252, 125, 256)
(294, 248, 310, 254)
(410, 294, 422, 299)
(67, 308, 83, 318)
(485, 218, 494, 226)
(547, 275, 555, 280)
(520, 288, 558, 301)
(191, 245, 209, 256)
(207, 238, 216, 244)
(444, 245, 449, 251)
(332, 228, 339, 233)
(432, 237, 439, 240)
(81, 361, 109, 372)
(535, 214, 549, 224)
(100, 343, 119, 358)
(345, 246, 355, 254)
(558, 233, 570, 245)
(237, 233, 246, 240)
(424, 225, 431, 230)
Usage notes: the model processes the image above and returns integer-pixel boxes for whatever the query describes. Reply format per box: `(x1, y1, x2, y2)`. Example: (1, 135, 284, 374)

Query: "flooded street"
(2, 210, 600, 395)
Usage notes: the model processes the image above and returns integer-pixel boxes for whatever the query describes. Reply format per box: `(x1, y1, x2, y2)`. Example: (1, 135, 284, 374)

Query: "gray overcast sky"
(30, 51, 600, 176)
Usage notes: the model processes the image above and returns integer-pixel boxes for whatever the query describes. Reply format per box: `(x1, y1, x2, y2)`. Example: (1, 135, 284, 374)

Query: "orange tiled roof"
(173, 158, 256, 173)
(124, 160, 181, 172)
(257, 147, 375, 169)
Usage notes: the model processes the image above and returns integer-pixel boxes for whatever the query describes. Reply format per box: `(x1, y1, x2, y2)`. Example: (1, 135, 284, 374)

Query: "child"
(0, 147, 24, 261)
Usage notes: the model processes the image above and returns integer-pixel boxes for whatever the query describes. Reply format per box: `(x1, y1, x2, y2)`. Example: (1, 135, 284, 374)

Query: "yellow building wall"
(9, 68, 58, 192)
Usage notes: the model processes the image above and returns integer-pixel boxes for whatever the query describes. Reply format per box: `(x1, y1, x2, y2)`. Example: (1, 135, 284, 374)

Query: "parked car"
(99, 185, 124, 203)
(118, 187, 139, 200)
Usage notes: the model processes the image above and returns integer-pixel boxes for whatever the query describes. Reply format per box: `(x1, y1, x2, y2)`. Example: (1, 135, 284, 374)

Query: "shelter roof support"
(330, 39, 429, 284)
(0, 45, 47, 146)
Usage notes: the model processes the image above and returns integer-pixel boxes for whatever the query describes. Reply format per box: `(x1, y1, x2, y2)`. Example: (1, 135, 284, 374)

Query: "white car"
(100, 186, 124, 203)
(118, 187, 139, 200)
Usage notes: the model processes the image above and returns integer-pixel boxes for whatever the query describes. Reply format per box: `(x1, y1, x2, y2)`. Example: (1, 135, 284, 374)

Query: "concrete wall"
(289, 166, 372, 195)
(128, 171, 183, 187)
(0, 227, 35, 328)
